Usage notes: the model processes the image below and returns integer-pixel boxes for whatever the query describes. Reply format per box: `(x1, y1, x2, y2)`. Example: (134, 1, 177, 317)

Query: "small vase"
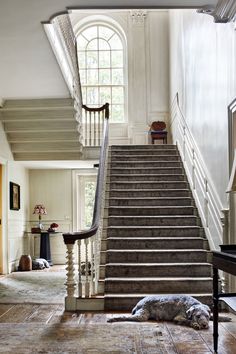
(19, 255, 32, 271)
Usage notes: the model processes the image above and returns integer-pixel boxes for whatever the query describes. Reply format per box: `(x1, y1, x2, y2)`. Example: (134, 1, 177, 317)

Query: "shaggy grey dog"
(108, 295, 211, 330)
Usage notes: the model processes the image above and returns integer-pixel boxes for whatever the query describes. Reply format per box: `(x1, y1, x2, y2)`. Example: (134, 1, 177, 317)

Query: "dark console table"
(27, 230, 60, 266)
(40, 232, 52, 266)
(212, 245, 236, 353)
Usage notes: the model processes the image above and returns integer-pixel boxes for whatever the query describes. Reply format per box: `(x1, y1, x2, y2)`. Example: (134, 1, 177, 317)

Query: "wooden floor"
(0, 303, 236, 353)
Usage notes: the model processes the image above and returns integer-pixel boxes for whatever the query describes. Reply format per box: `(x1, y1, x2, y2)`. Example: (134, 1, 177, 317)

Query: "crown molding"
(198, 0, 236, 23)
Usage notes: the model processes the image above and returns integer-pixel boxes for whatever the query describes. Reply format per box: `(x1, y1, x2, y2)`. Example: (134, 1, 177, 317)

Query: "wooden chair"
(149, 121, 167, 144)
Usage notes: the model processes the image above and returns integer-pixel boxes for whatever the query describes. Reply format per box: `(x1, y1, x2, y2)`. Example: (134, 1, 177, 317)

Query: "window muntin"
(77, 24, 125, 123)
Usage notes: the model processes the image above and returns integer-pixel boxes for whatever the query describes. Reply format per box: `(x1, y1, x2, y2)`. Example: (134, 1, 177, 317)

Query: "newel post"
(64, 238, 77, 310)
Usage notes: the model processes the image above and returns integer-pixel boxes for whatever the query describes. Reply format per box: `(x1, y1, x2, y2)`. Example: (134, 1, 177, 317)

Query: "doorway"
(0, 164, 2, 274)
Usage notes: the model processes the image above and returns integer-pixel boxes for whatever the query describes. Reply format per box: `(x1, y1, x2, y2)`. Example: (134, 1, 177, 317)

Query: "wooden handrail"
(63, 102, 109, 244)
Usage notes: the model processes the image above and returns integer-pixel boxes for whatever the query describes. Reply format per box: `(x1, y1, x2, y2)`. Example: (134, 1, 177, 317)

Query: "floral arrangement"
(48, 222, 59, 232)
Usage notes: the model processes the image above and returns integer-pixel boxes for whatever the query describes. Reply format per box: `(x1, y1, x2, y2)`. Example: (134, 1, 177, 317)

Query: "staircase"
(102, 144, 212, 311)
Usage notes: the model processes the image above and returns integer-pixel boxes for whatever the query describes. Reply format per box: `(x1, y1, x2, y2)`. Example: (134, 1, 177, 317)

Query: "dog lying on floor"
(108, 295, 231, 330)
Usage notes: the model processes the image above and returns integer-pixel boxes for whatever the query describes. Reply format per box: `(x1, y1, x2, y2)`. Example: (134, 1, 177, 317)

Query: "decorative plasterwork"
(130, 10, 147, 25)
(198, 0, 236, 23)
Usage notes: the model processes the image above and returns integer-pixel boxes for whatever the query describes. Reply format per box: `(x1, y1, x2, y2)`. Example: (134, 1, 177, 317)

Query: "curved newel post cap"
(63, 233, 76, 245)
(105, 102, 109, 119)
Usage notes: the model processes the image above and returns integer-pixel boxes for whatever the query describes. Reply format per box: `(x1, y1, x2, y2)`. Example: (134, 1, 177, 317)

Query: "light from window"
(77, 25, 125, 122)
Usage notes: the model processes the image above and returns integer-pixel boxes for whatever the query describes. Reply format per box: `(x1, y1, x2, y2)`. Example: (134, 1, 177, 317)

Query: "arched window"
(77, 24, 125, 122)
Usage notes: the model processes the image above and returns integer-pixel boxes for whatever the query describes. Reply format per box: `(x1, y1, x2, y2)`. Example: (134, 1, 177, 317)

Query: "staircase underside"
(0, 99, 83, 160)
(101, 144, 212, 311)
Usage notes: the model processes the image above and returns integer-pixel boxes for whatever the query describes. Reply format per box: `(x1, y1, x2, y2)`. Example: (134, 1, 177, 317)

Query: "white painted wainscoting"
(170, 93, 228, 251)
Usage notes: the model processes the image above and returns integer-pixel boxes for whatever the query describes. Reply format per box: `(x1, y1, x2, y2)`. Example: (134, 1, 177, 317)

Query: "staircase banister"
(82, 103, 109, 117)
(63, 103, 109, 245)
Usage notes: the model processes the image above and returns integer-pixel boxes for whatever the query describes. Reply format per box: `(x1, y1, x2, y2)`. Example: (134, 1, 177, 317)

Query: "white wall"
(29, 169, 73, 264)
(169, 10, 236, 207)
(0, 124, 29, 273)
(7, 162, 29, 272)
(70, 10, 170, 144)
(0, 123, 13, 161)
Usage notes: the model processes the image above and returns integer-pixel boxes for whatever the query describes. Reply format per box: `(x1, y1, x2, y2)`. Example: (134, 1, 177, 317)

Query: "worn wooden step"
(108, 215, 199, 226)
(109, 189, 190, 198)
(109, 167, 183, 174)
(107, 206, 195, 216)
(111, 145, 177, 150)
(108, 181, 188, 190)
(109, 174, 186, 182)
(105, 226, 203, 237)
(111, 155, 180, 161)
(111, 149, 179, 155)
(105, 249, 208, 263)
(104, 294, 213, 311)
(110, 161, 182, 168)
(104, 263, 212, 278)
(108, 197, 193, 207)
(106, 237, 205, 249)
(105, 277, 212, 294)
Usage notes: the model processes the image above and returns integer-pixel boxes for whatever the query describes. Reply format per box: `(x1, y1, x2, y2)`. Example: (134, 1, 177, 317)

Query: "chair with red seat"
(149, 121, 167, 144)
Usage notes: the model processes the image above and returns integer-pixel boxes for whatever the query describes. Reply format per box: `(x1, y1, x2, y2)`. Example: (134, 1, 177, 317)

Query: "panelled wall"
(169, 9, 236, 207)
(70, 10, 169, 145)
(28, 170, 73, 265)
(169, 10, 236, 291)
(0, 124, 29, 273)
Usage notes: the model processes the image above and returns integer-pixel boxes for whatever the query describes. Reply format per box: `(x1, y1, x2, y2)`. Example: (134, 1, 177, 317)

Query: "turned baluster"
(77, 239, 82, 298)
(84, 238, 90, 297)
(65, 242, 76, 309)
(90, 236, 95, 295)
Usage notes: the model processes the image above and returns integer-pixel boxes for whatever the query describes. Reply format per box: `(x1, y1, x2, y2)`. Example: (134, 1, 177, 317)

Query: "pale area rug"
(0, 270, 66, 304)
(0, 322, 168, 354)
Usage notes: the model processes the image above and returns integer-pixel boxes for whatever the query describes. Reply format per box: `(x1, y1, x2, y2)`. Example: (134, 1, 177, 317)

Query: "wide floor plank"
(0, 306, 236, 353)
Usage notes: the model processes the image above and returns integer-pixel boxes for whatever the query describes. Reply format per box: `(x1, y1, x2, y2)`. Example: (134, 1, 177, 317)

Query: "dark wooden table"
(212, 245, 236, 353)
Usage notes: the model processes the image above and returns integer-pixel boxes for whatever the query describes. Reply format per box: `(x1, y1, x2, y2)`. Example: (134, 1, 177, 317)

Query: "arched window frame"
(75, 19, 127, 123)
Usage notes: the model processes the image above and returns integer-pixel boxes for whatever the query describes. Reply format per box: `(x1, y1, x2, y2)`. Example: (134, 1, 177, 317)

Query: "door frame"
(228, 98, 236, 242)
(0, 158, 8, 274)
(72, 168, 98, 232)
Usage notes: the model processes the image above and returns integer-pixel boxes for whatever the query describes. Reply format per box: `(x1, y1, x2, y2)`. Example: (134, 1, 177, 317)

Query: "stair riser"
(106, 252, 207, 263)
(106, 227, 202, 237)
(109, 182, 188, 189)
(111, 150, 179, 156)
(108, 198, 193, 207)
(108, 216, 199, 226)
(108, 207, 195, 216)
(107, 239, 204, 250)
(104, 296, 213, 311)
(105, 281, 212, 294)
(111, 145, 177, 150)
(105, 265, 212, 278)
(109, 168, 183, 175)
(111, 155, 180, 161)
(109, 175, 186, 182)
(109, 190, 190, 198)
(110, 162, 182, 168)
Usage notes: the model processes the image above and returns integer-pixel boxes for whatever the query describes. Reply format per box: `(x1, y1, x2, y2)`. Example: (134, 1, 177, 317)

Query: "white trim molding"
(170, 93, 225, 250)
(130, 10, 147, 25)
